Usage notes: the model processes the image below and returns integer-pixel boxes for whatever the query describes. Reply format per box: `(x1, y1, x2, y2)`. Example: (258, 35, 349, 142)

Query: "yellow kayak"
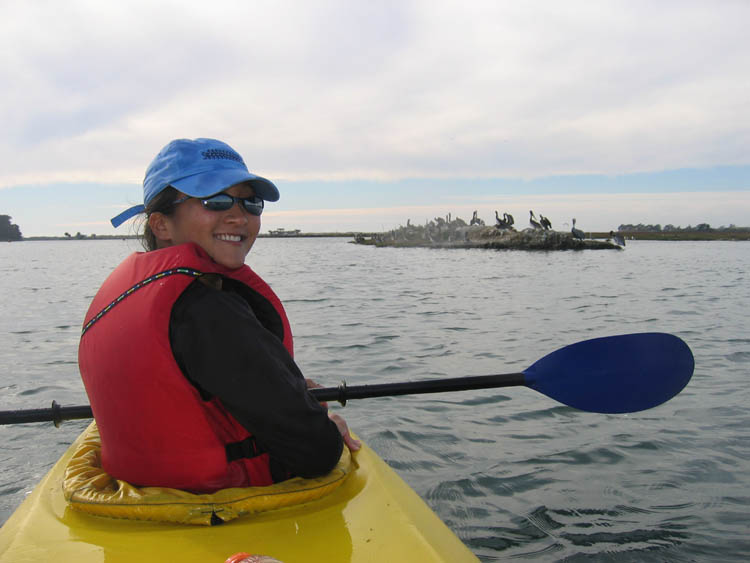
(0, 423, 477, 562)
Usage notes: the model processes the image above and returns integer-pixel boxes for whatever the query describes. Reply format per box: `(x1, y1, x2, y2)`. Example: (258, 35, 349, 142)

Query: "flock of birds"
(489, 209, 585, 240)
(384, 210, 626, 247)
(490, 210, 625, 246)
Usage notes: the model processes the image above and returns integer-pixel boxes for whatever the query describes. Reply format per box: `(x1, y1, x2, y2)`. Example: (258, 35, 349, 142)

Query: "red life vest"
(78, 242, 293, 492)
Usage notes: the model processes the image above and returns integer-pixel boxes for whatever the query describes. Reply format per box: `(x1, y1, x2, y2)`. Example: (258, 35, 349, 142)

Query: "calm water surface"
(1, 238, 748, 561)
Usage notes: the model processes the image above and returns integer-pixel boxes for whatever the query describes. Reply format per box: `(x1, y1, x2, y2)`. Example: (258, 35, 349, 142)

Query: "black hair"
(140, 186, 180, 251)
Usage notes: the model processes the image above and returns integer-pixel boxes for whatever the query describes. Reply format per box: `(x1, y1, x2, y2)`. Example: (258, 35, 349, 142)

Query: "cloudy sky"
(1, 0, 748, 236)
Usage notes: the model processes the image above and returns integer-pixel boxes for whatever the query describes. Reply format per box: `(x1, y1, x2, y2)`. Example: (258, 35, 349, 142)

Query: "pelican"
(529, 210, 543, 229)
(505, 212, 515, 227)
(571, 218, 585, 240)
(610, 230, 626, 246)
(539, 214, 552, 230)
(495, 210, 508, 229)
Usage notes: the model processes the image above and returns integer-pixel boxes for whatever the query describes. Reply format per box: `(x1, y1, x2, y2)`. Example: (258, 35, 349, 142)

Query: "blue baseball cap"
(111, 138, 279, 227)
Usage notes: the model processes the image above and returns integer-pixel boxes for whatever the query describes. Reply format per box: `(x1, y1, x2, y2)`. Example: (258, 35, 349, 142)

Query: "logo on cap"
(201, 149, 244, 165)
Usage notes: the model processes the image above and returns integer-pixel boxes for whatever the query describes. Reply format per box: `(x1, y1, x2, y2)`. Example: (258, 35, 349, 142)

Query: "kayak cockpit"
(63, 423, 354, 525)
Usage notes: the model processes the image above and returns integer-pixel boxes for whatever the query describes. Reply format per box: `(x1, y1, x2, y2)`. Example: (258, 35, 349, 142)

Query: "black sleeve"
(169, 279, 343, 479)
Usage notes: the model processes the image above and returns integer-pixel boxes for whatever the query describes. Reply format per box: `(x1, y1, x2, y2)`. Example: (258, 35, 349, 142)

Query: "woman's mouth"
(215, 233, 244, 243)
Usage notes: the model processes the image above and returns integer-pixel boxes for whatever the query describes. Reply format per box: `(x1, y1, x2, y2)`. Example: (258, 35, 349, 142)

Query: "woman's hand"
(306, 378, 360, 451)
(328, 412, 361, 452)
(305, 378, 328, 409)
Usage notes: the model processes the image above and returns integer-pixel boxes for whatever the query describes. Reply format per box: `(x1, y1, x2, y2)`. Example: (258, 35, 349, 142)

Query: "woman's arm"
(170, 280, 348, 478)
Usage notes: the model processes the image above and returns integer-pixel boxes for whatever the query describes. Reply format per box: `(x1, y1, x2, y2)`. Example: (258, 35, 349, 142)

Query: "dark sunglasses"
(172, 193, 264, 216)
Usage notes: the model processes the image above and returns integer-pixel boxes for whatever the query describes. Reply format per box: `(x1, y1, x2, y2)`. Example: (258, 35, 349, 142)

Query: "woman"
(79, 138, 359, 493)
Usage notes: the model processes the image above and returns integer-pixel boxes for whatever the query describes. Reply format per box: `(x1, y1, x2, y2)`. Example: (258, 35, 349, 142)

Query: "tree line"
(0, 215, 22, 241)
(617, 223, 749, 233)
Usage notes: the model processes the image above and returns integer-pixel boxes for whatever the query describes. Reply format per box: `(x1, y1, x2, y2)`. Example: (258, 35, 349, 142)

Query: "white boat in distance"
(267, 228, 302, 237)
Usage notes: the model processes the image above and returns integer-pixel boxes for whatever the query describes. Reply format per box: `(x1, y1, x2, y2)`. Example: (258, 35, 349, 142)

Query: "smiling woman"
(148, 185, 263, 269)
(79, 138, 361, 497)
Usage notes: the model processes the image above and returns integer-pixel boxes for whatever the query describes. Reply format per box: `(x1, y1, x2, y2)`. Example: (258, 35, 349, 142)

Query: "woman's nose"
(223, 201, 249, 223)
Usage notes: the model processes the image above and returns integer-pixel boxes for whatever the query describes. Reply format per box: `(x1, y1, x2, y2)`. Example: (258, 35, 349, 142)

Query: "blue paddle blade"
(523, 333, 694, 413)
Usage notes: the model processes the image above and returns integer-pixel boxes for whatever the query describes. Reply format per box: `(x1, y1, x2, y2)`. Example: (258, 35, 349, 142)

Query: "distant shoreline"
(589, 230, 750, 241)
(12, 230, 750, 242)
(16, 232, 366, 242)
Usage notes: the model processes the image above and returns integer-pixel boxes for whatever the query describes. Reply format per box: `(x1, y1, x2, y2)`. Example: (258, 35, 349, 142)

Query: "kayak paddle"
(0, 332, 693, 426)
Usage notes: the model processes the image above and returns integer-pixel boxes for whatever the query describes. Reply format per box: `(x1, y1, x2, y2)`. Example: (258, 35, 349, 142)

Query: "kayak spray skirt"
(62, 423, 353, 525)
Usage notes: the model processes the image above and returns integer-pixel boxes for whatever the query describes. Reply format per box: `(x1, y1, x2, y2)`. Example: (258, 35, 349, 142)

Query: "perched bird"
(529, 210, 543, 229)
(505, 213, 515, 227)
(495, 210, 509, 229)
(610, 230, 626, 246)
(571, 218, 585, 240)
(539, 214, 552, 230)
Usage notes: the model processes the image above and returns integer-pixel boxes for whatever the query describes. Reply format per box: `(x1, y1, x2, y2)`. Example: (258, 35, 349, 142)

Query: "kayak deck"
(0, 426, 477, 562)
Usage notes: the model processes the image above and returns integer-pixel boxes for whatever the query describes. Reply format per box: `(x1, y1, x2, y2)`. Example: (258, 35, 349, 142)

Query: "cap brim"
(171, 169, 279, 202)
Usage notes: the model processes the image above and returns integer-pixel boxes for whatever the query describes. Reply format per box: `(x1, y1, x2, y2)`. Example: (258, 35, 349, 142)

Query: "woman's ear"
(148, 212, 173, 247)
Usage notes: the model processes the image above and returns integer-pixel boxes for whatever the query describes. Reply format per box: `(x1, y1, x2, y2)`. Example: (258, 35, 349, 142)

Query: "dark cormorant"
(571, 218, 585, 240)
(495, 210, 508, 229)
(529, 210, 543, 229)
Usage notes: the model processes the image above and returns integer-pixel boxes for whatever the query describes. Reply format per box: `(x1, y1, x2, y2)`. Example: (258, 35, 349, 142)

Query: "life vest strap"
(225, 435, 266, 462)
(82, 267, 203, 336)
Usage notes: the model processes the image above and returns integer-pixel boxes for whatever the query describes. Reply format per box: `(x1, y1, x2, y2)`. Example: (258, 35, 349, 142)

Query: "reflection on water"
(1, 238, 749, 561)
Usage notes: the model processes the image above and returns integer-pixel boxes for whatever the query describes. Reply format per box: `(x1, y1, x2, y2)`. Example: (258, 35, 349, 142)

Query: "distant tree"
(64, 232, 71, 238)
(618, 223, 662, 232)
(619, 222, 748, 233)
(75, 231, 85, 239)
(0, 215, 22, 241)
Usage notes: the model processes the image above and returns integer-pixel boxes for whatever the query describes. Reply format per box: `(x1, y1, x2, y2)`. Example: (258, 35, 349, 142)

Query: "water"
(1, 238, 749, 561)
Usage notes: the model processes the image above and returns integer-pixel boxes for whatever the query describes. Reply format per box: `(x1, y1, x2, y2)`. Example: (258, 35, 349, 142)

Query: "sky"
(1, 0, 748, 236)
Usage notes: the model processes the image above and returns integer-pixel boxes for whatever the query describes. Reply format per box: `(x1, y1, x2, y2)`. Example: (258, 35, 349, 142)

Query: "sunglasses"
(172, 193, 264, 216)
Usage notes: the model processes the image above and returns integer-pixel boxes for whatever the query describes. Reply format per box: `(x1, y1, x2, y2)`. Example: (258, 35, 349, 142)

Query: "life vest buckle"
(225, 436, 265, 462)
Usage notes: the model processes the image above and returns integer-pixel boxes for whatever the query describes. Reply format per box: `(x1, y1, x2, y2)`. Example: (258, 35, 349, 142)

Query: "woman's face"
(153, 182, 261, 269)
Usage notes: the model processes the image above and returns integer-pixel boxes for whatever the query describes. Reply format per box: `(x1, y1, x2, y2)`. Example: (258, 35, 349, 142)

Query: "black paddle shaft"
(1, 401, 93, 427)
(311, 372, 527, 405)
(0, 372, 527, 425)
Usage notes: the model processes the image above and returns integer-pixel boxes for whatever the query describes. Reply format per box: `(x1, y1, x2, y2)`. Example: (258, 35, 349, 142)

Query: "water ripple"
(18, 385, 67, 396)
(726, 351, 750, 363)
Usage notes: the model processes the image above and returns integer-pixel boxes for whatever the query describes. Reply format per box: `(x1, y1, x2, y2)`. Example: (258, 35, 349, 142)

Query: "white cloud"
(1, 0, 749, 188)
